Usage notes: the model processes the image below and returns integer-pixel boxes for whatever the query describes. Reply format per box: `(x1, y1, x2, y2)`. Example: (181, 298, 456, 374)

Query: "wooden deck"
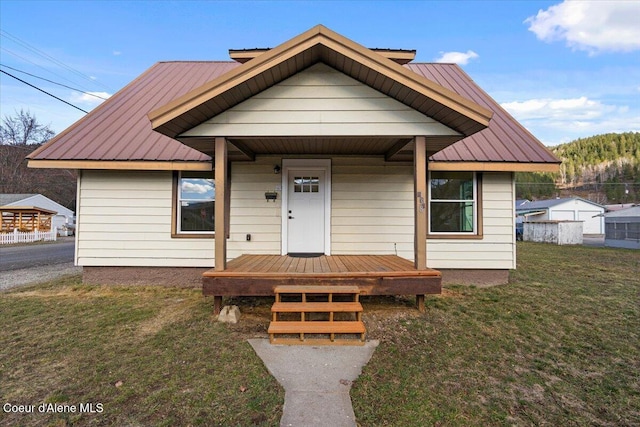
(203, 254, 442, 312)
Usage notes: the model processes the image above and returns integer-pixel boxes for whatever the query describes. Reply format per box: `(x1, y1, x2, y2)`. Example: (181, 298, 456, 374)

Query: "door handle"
(288, 216, 294, 219)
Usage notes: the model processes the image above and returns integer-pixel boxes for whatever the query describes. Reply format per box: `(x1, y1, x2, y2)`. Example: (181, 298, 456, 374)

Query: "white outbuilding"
(516, 197, 605, 235)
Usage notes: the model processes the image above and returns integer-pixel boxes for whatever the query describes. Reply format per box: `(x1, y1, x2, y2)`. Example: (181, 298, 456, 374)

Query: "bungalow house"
(27, 26, 559, 313)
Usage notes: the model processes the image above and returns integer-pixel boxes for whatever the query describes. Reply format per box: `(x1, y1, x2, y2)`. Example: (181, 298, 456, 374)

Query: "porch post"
(213, 137, 228, 315)
(414, 136, 427, 270)
(414, 136, 428, 312)
(214, 137, 228, 271)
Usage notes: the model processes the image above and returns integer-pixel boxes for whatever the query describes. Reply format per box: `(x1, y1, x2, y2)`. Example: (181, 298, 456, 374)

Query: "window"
(429, 171, 479, 235)
(176, 171, 215, 234)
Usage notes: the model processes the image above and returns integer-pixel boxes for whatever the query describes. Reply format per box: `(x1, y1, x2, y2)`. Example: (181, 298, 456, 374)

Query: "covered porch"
(203, 254, 442, 314)
(147, 26, 494, 315)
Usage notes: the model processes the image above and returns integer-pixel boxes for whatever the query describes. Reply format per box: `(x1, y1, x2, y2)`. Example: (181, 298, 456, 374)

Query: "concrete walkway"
(249, 339, 379, 427)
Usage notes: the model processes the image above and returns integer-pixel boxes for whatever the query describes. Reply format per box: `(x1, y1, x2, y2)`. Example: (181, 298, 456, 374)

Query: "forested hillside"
(516, 132, 640, 203)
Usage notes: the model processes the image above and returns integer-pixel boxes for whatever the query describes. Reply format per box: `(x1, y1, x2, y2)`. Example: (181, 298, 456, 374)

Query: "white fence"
(0, 228, 58, 245)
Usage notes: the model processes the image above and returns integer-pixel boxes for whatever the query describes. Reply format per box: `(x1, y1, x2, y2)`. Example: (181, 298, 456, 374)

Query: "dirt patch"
(7, 284, 165, 299)
(136, 300, 193, 338)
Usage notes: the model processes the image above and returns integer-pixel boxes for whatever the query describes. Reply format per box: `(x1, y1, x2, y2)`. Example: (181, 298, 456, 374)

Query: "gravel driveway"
(0, 262, 82, 291)
(0, 238, 82, 291)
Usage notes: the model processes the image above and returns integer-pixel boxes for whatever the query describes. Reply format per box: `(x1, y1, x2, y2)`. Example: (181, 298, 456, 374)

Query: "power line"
(0, 69, 88, 114)
(0, 29, 114, 92)
(0, 63, 108, 100)
(1, 46, 97, 93)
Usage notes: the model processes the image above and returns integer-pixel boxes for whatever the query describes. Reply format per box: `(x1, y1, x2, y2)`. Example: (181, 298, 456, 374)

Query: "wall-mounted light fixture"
(273, 165, 281, 174)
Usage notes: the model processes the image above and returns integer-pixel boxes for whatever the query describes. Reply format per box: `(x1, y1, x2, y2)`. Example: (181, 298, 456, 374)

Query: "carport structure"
(0, 206, 55, 232)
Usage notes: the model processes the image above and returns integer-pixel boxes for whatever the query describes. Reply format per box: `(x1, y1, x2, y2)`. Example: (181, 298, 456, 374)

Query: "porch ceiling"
(183, 136, 456, 162)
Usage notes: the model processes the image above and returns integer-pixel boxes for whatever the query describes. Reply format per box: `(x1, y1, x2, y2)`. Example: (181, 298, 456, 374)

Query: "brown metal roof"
(28, 62, 238, 164)
(408, 63, 559, 165)
(29, 60, 558, 169)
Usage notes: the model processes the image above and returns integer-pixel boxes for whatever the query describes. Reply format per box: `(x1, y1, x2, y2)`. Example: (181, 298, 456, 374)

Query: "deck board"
(203, 254, 442, 298)
(217, 254, 439, 276)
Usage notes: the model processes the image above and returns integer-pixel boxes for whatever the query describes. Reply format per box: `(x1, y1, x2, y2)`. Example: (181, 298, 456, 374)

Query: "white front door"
(287, 170, 325, 254)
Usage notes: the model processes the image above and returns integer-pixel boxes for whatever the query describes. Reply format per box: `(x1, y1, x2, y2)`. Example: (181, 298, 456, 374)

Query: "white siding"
(182, 63, 459, 138)
(331, 165, 515, 269)
(227, 158, 282, 258)
(331, 157, 415, 259)
(77, 164, 516, 270)
(77, 170, 215, 267)
(427, 172, 516, 270)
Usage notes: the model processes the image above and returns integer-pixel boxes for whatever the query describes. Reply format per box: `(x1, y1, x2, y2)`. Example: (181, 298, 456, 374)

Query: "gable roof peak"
(149, 24, 492, 140)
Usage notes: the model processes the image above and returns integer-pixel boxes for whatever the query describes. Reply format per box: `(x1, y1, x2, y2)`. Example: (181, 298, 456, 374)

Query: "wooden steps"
(271, 302, 363, 313)
(268, 285, 366, 345)
(268, 321, 366, 334)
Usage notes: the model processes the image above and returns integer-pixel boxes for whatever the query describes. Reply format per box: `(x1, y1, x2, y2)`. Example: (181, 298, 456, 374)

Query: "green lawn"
(352, 242, 640, 426)
(0, 281, 283, 426)
(1, 242, 638, 426)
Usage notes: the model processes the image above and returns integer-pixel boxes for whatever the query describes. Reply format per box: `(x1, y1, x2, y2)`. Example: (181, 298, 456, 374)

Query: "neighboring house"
(604, 206, 640, 250)
(27, 25, 560, 295)
(516, 197, 605, 235)
(605, 203, 637, 212)
(0, 193, 74, 232)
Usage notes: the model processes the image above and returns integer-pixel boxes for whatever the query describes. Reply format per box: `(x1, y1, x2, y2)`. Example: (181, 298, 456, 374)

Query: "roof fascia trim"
(429, 161, 561, 172)
(27, 160, 212, 171)
(0, 206, 58, 214)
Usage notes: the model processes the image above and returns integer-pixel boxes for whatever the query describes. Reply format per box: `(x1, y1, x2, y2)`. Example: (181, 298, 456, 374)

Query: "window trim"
(171, 169, 231, 239)
(427, 171, 483, 239)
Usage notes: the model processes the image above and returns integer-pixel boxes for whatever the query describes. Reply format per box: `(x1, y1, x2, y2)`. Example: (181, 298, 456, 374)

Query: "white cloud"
(113, 51, 122, 56)
(501, 96, 639, 145)
(70, 91, 111, 107)
(181, 181, 214, 195)
(501, 96, 616, 121)
(434, 50, 479, 65)
(525, 1, 640, 54)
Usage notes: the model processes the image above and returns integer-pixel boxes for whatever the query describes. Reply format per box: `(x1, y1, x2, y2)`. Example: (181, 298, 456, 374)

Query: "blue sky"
(1, 0, 638, 146)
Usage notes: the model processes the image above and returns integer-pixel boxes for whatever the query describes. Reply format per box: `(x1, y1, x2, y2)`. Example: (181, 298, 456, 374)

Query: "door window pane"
(293, 176, 320, 193)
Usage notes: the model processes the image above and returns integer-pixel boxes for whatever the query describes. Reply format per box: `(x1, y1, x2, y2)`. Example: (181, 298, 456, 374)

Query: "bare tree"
(0, 110, 75, 209)
(0, 109, 55, 146)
